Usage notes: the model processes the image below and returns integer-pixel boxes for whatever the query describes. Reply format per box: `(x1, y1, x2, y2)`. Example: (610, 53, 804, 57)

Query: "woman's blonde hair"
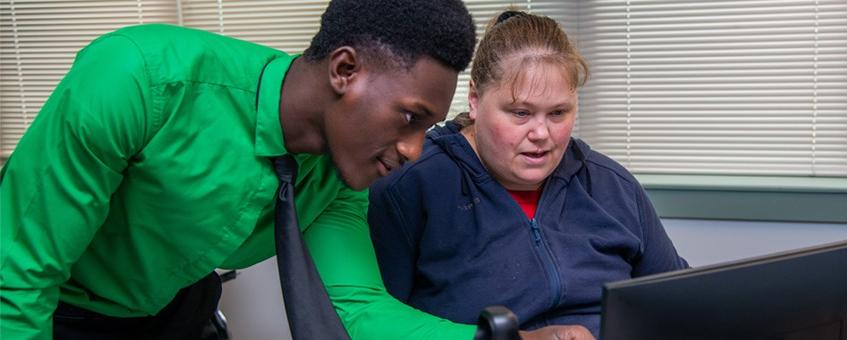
(454, 10, 589, 127)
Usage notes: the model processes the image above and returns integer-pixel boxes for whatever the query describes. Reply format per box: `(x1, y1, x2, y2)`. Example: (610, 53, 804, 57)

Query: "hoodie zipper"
(529, 218, 563, 310)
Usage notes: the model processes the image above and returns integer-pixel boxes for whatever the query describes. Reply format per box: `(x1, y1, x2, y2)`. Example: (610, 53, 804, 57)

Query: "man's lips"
(377, 157, 395, 177)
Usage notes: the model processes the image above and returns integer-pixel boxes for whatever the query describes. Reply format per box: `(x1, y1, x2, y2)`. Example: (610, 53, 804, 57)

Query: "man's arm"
(0, 34, 152, 339)
(303, 187, 476, 340)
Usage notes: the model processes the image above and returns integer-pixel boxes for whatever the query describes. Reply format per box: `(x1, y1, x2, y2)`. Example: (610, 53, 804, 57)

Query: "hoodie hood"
(426, 119, 592, 186)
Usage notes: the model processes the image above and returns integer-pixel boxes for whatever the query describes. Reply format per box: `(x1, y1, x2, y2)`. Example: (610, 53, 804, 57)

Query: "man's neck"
(278, 57, 331, 155)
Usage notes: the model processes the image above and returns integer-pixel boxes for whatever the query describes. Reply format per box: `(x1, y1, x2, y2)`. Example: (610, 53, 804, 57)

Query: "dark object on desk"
(601, 240, 847, 340)
(219, 270, 238, 283)
(474, 306, 521, 340)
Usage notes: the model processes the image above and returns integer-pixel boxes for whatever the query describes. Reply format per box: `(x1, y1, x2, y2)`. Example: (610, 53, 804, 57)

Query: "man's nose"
(396, 132, 425, 164)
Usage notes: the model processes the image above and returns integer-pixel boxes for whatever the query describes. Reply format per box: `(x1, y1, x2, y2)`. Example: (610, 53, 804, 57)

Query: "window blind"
(0, 0, 177, 160)
(179, 0, 326, 53)
(6, 1, 841, 179)
(575, 0, 847, 177)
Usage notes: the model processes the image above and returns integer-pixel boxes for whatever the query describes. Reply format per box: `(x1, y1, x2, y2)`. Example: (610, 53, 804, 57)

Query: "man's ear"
(468, 80, 480, 120)
(327, 46, 360, 96)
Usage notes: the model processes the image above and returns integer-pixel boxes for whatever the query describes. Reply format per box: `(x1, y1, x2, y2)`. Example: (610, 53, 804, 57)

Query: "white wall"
(219, 218, 847, 339)
(219, 258, 292, 340)
(662, 219, 847, 267)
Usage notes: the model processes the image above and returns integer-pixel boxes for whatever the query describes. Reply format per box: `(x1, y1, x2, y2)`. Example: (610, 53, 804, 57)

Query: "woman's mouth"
(520, 151, 549, 165)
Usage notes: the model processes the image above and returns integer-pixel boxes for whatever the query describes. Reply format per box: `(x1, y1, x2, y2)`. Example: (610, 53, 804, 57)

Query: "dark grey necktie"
(272, 155, 350, 339)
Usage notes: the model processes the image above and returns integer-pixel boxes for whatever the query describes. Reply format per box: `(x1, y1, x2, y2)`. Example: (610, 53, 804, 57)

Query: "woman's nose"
(527, 117, 550, 141)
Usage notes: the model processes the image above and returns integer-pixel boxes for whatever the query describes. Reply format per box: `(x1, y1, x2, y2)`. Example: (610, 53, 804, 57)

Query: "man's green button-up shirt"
(0, 24, 474, 340)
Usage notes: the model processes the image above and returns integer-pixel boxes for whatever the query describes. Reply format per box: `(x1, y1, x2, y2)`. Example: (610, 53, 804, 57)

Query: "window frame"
(640, 174, 847, 223)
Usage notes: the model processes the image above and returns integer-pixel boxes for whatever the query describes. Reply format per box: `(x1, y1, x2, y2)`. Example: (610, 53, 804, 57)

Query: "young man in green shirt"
(1, 0, 589, 339)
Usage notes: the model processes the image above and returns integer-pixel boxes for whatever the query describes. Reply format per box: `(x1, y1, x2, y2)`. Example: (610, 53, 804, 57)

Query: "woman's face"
(464, 61, 577, 191)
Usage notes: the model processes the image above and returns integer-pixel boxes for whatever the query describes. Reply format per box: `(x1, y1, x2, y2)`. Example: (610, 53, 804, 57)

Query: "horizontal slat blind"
(816, 1, 847, 176)
(0, 0, 177, 160)
(5, 1, 841, 179)
(179, 0, 327, 53)
(575, 0, 847, 176)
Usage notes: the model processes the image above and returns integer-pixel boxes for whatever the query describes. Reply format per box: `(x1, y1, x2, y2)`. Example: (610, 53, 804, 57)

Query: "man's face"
(324, 56, 457, 190)
(468, 61, 577, 191)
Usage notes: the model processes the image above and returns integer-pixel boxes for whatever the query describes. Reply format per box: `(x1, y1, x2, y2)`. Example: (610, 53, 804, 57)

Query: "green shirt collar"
(255, 53, 297, 157)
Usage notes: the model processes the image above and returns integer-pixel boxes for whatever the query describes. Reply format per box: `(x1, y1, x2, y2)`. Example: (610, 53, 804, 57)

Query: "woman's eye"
(551, 110, 565, 116)
(513, 110, 530, 117)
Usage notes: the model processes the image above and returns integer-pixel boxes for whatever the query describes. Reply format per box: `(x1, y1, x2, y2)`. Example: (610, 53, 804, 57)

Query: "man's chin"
(335, 169, 373, 191)
(329, 153, 375, 190)
(344, 179, 369, 191)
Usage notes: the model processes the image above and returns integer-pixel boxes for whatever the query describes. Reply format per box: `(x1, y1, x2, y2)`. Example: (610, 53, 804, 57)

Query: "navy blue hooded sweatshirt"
(368, 121, 689, 338)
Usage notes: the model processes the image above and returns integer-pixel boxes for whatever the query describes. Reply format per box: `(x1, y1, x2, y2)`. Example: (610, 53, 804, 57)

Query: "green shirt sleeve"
(303, 186, 476, 340)
(0, 35, 153, 339)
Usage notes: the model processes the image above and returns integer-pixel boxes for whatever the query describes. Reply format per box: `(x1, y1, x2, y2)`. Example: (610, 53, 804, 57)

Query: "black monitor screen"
(601, 240, 847, 340)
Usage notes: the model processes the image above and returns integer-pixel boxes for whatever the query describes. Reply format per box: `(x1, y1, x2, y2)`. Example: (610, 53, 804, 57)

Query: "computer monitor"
(601, 240, 847, 340)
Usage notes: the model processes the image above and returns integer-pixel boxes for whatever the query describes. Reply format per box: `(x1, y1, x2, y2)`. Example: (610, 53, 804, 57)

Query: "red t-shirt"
(507, 189, 542, 219)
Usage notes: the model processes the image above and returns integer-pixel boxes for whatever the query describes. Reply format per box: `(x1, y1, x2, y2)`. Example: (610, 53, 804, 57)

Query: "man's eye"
(404, 111, 418, 124)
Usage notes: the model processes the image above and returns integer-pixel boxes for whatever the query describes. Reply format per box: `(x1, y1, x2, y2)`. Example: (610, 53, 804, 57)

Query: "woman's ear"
(468, 80, 479, 120)
(327, 46, 360, 95)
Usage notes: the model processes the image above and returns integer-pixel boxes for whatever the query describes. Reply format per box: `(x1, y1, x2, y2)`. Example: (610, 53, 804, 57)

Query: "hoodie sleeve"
(631, 184, 690, 276)
(367, 175, 420, 302)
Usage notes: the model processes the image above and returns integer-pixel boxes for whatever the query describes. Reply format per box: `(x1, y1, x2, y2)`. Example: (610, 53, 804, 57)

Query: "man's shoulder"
(113, 23, 194, 37)
(109, 24, 285, 58)
(112, 24, 256, 46)
(96, 24, 288, 90)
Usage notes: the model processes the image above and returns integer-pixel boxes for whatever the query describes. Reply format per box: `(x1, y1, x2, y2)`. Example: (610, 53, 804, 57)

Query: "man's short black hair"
(303, 0, 476, 72)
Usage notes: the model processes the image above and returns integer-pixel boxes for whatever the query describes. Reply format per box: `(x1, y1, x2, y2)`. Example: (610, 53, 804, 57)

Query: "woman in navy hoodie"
(368, 10, 689, 340)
